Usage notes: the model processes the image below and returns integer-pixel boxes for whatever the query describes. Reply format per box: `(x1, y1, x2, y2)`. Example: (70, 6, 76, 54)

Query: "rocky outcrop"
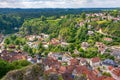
(2, 63, 45, 80)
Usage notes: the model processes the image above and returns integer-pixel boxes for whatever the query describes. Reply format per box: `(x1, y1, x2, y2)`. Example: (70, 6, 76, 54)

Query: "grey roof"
(102, 59, 118, 67)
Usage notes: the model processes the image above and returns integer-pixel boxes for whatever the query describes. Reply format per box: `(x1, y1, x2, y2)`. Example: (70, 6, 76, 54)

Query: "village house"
(98, 28, 103, 33)
(43, 57, 61, 69)
(91, 18, 100, 21)
(32, 42, 39, 48)
(27, 56, 34, 63)
(79, 21, 85, 27)
(42, 42, 49, 48)
(81, 42, 89, 50)
(26, 42, 38, 48)
(103, 37, 113, 42)
(26, 35, 36, 42)
(96, 42, 107, 54)
(61, 42, 69, 47)
(112, 18, 120, 22)
(62, 54, 72, 64)
(88, 31, 94, 35)
(49, 38, 60, 45)
(87, 25, 92, 29)
(59, 66, 67, 74)
(79, 58, 88, 66)
(112, 67, 120, 80)
(74, 49, 80, 55)
(90, 57, 101, 68)
(92, 69, 101, 77)
(27, 54, 42, 63)
(48, 52, 63, 60)
(40, 33, 49, 40)
(102, 16, 107, 20)
(86, 13, 91, 17)
(62, 52, 72, 65)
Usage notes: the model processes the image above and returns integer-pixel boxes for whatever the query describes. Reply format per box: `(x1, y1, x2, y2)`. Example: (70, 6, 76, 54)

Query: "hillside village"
(0, 11, 120, 80)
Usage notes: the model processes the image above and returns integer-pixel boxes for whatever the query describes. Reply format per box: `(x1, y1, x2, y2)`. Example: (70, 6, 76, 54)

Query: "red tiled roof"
(49, 38, 60, 45)
(70, 59, 79, 65)
(75, 65, 88, 74)
(92, 69, 99, 76)
(59, 66, 67, 74)
(97, 76, 115, 80)
(103, 77, 115, 80)
(108, 66, 113, 71)
(112, 67, 120, 77)
(75, 65, 98, 80)
(103, 38, 112, 42)
(91, 57, 100, 63)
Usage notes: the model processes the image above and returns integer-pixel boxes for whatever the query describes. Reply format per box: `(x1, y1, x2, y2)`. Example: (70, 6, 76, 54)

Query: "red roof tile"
(91, 57, 100, 63)
(70, 59, 79, 65)
(112, 67, 120, 77)
(97, 76, 115, 80)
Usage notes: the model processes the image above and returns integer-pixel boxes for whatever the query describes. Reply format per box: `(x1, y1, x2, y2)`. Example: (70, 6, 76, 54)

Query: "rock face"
(2, 63, 45, 80)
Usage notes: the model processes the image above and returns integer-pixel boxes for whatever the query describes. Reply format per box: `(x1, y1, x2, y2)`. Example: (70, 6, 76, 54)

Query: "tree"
(102, 72, 111, 77)
(59, 27, 71, 41)
(37, 42, 45, 55)
(75, 25, 88, 42)
(0, 59, 31, 78)
(11, 60, 31, 69)
(23, 44, 29, 52)
(41, 16, 46, 21)
(38, 42, 43, 49)
(68, 44, 75, 53)
(28, 48, 33, 56)
(81, 12, 86, 20)
(10, 35, 17, 40)
(0, 59, 14, 78)
(4, 38, 10, 44)
(14, 39, 20, 45)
